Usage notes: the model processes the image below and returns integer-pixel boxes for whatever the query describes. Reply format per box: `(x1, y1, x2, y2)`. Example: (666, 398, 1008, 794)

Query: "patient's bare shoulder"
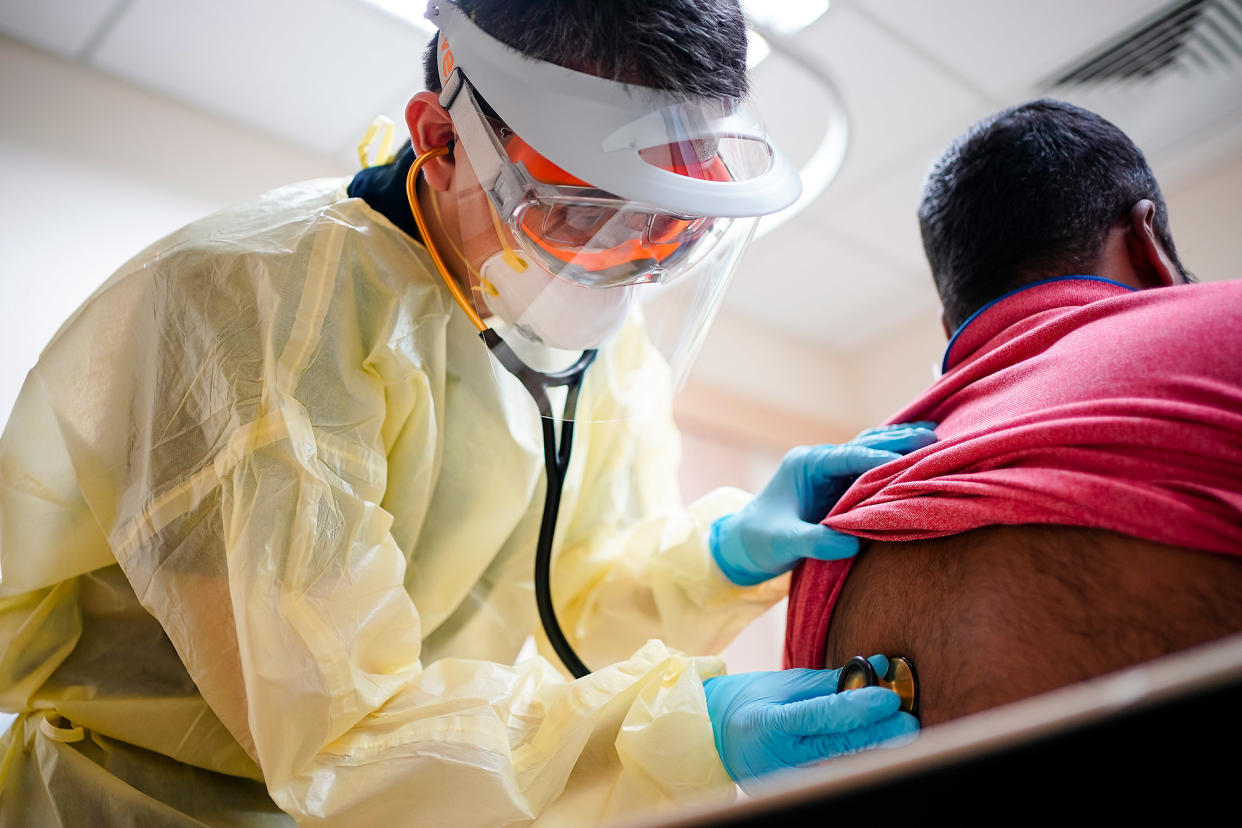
(825, 525, 1242, 726)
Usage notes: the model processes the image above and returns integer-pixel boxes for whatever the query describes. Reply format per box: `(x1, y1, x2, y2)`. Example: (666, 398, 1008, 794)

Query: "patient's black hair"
(420, 0, 750, 100)
(919, 99, 1186, 331)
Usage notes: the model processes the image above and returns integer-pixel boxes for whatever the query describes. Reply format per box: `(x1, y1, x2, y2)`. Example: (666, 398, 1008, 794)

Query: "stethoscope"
(406, 146, 597, 678)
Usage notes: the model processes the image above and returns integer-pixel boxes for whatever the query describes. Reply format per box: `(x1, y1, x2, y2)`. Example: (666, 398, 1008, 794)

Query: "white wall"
(1164, 153, 1242, 284)
(0, 36, 346, 421)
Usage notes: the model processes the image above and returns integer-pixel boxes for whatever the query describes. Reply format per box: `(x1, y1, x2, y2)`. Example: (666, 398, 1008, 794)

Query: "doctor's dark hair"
(919, 99, 1185, 331)
(421, 0, 750, 100)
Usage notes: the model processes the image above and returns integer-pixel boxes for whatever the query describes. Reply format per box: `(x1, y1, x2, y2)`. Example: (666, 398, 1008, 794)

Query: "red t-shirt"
(786, 277, 1242, 668)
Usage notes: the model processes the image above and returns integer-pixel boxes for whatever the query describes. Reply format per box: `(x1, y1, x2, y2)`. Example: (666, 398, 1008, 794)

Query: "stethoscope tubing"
(481, 330, 597, 678)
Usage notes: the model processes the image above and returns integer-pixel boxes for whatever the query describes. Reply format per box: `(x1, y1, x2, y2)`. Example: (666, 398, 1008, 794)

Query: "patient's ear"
(1126, 200, 1182, 288)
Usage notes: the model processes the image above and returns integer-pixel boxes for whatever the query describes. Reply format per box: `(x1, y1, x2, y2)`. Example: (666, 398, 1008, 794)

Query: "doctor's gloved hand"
(703, 658, 919, 788)
(710, 422, 937, 585)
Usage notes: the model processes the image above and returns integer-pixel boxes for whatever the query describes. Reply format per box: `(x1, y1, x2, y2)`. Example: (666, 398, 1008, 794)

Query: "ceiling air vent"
(1047, 0, 1242, 87)
(1034, 0, 1242, 187)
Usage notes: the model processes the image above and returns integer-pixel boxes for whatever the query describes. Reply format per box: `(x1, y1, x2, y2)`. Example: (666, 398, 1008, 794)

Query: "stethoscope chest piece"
(837, 655, 919, 719)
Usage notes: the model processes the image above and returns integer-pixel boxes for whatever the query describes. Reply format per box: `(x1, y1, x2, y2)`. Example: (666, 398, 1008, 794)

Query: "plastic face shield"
(423, 1, 800, 414)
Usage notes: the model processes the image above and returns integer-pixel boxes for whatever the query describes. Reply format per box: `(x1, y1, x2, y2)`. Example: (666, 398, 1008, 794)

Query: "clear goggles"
(493, 122, 732, 288)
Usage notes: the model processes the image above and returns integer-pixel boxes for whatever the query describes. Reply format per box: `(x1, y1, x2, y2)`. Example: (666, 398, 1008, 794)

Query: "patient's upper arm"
(825, 525, 1242, 726)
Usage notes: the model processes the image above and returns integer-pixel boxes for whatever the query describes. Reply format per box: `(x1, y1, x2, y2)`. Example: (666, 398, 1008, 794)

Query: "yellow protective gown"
(0, 179, 785, 826)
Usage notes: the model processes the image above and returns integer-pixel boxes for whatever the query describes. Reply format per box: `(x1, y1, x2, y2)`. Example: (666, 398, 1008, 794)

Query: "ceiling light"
(746, 32, 771, 69)
(356, 0, 438, 36)
(741, 0, 830, 36)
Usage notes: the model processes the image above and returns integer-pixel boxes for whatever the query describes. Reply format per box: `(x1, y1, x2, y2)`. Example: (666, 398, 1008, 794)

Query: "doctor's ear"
(406, 91, 457, 191)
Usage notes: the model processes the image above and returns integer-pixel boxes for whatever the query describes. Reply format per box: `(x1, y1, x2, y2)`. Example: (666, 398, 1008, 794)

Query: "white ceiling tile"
(748, 40, 846, 173)
(804, 104, 1010, 279)
(780, 2, 985, 199)
(91, 0, 430, 159)
(852, 0, 1173, 100)
(725, 216, 941, 349)
(806, 148, 939, 279)
(1053, 67, 1242, 186)
(0, 0, 120, 58)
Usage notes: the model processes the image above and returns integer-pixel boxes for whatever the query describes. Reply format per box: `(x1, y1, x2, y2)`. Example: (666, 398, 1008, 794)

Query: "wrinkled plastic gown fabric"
(0, 179, 785, 826)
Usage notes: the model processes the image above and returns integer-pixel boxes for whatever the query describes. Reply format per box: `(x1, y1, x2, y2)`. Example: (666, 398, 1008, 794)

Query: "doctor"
(0, 1, 928, 824)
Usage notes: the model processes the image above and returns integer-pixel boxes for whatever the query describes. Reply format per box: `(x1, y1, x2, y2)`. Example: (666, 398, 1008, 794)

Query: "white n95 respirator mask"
(478, 251, 638, 352)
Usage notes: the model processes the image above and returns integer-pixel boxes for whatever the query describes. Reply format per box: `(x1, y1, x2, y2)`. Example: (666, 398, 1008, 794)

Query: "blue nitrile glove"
(703, 656, 919, 788)
(710, 422, 937, 585)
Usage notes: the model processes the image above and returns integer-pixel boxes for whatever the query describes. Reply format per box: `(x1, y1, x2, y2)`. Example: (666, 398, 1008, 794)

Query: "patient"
(785, 100, 1242, 725)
